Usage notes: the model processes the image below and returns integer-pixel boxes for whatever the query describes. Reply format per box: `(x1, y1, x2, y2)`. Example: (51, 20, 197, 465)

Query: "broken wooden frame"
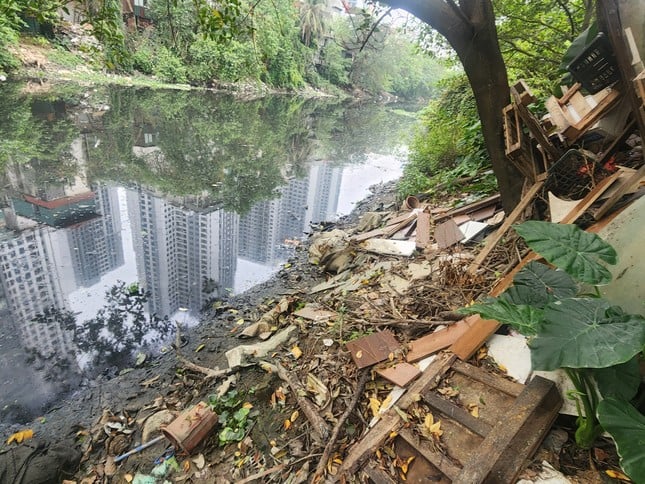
(337, 354, 561, 483)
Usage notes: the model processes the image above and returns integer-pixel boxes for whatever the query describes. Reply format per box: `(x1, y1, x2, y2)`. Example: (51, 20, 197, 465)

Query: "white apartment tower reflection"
(239, 161, 342, 264)
(0, 184, 124, 357)
(125, 187, 239, 319)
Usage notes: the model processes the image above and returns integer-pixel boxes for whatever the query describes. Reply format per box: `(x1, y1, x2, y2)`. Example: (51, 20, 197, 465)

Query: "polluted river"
(0, 83, 419, 424)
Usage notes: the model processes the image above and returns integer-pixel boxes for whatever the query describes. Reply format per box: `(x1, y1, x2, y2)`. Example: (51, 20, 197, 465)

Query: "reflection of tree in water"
(66, 282, 174, 369)
(32, 282, 173, 371)
(85, 87, 417, 214)
(0, 83, 78, 170)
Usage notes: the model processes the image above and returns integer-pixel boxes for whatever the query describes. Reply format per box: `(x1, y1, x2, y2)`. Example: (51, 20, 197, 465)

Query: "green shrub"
(188, 37, 261, 84)
(131, 38, 156, 75)
(399, 74, 493, 197)
(153, 47, 187, 83)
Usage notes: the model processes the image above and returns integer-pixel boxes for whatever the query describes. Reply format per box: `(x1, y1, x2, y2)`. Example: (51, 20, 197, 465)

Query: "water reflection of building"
(239, 161, 342, 264)
(126, 187, 239, 318)
(0, 184, 124, 356)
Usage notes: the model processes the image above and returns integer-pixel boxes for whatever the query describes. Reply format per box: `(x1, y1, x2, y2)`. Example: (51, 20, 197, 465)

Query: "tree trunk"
(381, 0, 524, 211)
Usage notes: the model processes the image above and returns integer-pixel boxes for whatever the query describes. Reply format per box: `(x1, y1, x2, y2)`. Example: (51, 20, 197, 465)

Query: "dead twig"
(312, 368, 371, 483)
(176, 354, 235, 380)
(261, 361, 330, 443)
(236, 463, 285, 484)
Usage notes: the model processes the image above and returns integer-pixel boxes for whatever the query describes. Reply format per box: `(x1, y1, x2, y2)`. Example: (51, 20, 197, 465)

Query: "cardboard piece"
(435, 219, 464, 249)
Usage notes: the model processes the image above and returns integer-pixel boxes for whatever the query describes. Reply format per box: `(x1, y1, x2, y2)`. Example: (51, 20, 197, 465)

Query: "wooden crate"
(349, 357, 562, 484)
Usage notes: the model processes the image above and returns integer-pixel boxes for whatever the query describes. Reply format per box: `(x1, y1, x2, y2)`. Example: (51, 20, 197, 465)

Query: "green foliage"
(514, 221, 618, 285)
(85, 0, 132, 71)
(461, 221, 645, 470)
(400, 74, 494, 198)
(153, 46, 187, 83)
(494, 0, 594, 93)
(597, 397, 645, 482)
(208, 389, 258, 446)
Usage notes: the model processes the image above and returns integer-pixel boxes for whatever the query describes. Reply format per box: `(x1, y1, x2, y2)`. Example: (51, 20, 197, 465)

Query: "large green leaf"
(461, 298, 542, 336)
(592, 357, 641, 402)
(503, 261, 577, 308)
(597, 397, 645, 483)
(530, 298, 645, 371)
(514, 221, 617, 285)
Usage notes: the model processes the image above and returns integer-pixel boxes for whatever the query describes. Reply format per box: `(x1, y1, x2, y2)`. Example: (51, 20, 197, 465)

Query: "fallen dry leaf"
(438, 386, 459, 397)
(369, 397, 381, 418)
(124, 474, 133, 483)
(290, 410, 299, 423)
(284, 419, 292, 430)
(6, 429, 34, 445)
(468, 403, 479, 418)
(605, 469, 630, 480)
(192, 453, 205, 470)
(290, 346, 303, 359)
(423, 413, 443, 438)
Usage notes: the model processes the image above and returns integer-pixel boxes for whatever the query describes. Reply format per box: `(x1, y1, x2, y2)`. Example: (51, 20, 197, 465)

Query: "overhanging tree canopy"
(379, 0, 523, 211)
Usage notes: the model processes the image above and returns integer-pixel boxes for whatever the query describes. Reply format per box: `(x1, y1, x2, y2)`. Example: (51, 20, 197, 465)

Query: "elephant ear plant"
(461, 221, 645, 481)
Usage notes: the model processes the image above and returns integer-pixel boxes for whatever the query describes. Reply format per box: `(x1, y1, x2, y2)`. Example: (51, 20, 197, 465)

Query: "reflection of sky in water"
(68, 188, 137, 322)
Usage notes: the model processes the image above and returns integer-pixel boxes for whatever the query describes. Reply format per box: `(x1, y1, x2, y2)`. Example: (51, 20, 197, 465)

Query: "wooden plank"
(453, 377, 559, 484)
(363, 461, 397, 484)
(452, 360, 523, 397)
(337, 354, 456, 478)
(406, 318, 477, 363)
(422, 392, 491, 438)
(559, 82, 582, 105)
(565, 88, 621, 140)
(398, 428, 461, 481)
(434, 194, 501, 223)
(488, 377, 562, 483)
(593, 164, 645, 220)
(376, 362, 421, 388)
(511, 86, 560, 161)
(346, 330, 401, 369)
(512, 79, 537, 106)
(558, 170, 622, 224)
(467, 179, 544, 275)
(415, 212, 431, 249)
(352, 213, 418, 242)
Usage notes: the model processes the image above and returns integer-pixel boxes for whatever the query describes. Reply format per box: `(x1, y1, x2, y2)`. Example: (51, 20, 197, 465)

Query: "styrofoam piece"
(486, 334, 532, 383)
(459, 220, 488, 242)
(362, 238, 416, 256)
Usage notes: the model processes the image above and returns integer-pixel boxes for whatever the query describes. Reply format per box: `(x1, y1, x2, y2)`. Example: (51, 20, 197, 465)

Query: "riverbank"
(0, 179, 402, 476)
(1, 173, 623, 483)
(6, 36, 348, 101)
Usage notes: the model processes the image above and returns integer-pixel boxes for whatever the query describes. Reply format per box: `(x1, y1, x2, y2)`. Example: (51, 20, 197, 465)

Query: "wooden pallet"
(341, 355, 562, 483)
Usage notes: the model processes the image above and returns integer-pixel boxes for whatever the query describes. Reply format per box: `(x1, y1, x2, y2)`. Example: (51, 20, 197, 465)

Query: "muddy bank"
(0, 179, 399, 443)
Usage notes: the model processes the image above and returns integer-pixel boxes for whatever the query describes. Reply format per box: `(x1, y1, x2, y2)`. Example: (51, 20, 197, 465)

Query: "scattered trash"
(162, 402, 218, 454)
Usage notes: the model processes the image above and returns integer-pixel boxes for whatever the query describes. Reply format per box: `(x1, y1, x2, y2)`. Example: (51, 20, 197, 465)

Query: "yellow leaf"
(124, 475, 133, 483)
(424, 413, 443, 437)
(388, 352, 394, 361)
(381, 394, 392, 411)
(284, 419, 291, 430)
(195, 344, 205, 353)
(606, 469, 630, 480)
(290, 410, 299, 422)
(369, 397, 381, 418)
(389, 431, 398, 439)
(242, 402, 253, 409)
(356, 350, 363, 359)
(6, 429, 34, 445)
(290, 346, 303, 359)
(376, 449, 381, 459)
(468, 403, 479, 418)
(333, 457, 343, 465)
(476, 346, 488, 360)
(236, 318, 245, 325)
(400, 455, 415, 474)
(182, 460, 191, 472)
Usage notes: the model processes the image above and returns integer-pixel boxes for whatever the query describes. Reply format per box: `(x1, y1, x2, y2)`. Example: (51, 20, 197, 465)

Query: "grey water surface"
(0, 83, 418, 422)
